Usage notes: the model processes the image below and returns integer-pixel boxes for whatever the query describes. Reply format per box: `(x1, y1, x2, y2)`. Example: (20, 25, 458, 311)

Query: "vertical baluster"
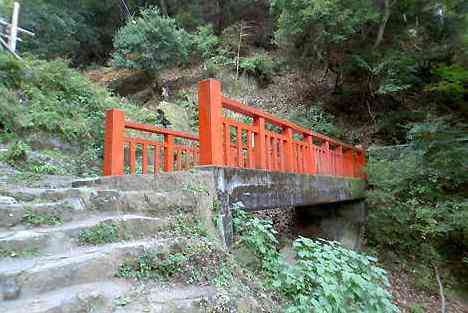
(129, 142, 136, 174)
(276, 138, 280, 171)
(297, 143, 301, 173)
(279, 139, 285, 171)
(224, 123, 232, 166)
(296, 144, 301, 173)
(317, 143, 323, 175)
(183, 149, 188, 169)
(265, 134, 271, 170)
(271, 137, 277, 170)
(254, 117, 266, 169)
(164, 134, 174, 172)
(324, 141, 330, 175)
(304, 135, 314, 174)
(177, 149, 182, 170)
(291, 143, 294, 172)
(343, 148, 351, 177)
(336, 145, 343, 176)
(294, 143, 299, 173)
(299, 145, 304, 173)
(247, 130, 254, 168)
(237, 127, 243, 167)
(282, 127, 294, 172)
(142, 144, 148, 174)
(154, 144, 160, 174)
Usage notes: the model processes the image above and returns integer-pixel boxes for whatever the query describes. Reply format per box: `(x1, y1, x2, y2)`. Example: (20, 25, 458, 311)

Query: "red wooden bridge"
(102, 79, 366, 178)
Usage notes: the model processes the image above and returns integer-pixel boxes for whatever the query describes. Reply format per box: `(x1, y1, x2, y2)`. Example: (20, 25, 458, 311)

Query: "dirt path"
(389, 269, 468, 313)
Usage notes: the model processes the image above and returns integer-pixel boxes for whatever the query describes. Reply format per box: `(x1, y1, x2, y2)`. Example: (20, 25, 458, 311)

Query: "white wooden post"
(8, 2, 20, 53)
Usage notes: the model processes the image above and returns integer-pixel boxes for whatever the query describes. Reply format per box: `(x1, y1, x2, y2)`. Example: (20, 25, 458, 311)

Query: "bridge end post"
(198, 79, 224, 166)
(103, 108, 125, 176)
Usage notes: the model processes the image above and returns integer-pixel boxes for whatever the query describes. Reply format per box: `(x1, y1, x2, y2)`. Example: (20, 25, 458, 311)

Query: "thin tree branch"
(433, 265, 446, 313)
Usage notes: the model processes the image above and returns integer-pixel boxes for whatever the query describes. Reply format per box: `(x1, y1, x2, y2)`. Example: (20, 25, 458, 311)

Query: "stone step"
(0, 238, 174, 301)
(0, 198, 86, 229)
(0, 214, 170, 256)
(0, 280, 130, 313)
(71, 171, 214, 193)
(0, 187, 91, 203)
(111, 285, 217, 313)
(0, 189, 199, 228)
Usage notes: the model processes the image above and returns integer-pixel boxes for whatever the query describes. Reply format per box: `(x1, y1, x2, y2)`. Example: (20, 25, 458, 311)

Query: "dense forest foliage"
(0, 0, 467, 311)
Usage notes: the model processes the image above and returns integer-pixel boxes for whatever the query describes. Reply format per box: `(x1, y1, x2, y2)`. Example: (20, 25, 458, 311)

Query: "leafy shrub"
(1, 141, 30, 165)
(112, 7, 191, 74)
(351, 53, 416, 96)
(367, 117, 468, 266)
(280, 238, 398, 313)
(427, 64, 468, 105)
(233, 210, 280, 274)
(0, 52, 157, 175)
(0, 87, 31, 134)
(192, 25, 220, 60)
(233, 210, 398, 313)
(239, 53, 275, 87)
(0, 53, 24, 88)
(271, 0, 379, 66)
(289, 105, 344, 139)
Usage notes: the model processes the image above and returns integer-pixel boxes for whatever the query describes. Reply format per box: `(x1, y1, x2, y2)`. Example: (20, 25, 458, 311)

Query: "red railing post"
(103, 108, 125, 176)
(198, 79, 224, 166)
(304, 135, 315, 174)
(343, 148, 354, 177)
(254, 117, 266, 169)
(282, 127, 294, 172)
(164, 134, 174, 171)
(356, 150, 366, 178)
(336, 145, 343, 177)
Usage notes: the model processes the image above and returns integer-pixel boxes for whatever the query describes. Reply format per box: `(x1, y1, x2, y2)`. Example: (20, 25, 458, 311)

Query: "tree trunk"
(216, 0, 226, 34)
(373, 0, 393, 49)
(159, 0, 168, 16)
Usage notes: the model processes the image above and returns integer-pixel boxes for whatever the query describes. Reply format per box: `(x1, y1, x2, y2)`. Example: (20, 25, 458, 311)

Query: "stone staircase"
(0, 172, 219, 313)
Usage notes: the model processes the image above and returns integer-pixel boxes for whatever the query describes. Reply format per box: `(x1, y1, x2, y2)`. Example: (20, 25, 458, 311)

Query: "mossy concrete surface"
(73, 167, 367, 247)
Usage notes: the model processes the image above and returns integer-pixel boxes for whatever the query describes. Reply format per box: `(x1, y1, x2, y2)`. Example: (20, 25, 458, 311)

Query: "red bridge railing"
(103, 109, 199, 176)
(103, 79, 365, 178)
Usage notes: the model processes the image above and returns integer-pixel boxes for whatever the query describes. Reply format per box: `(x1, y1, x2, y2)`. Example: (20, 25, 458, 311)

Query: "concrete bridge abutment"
(77, 167, 368, 249)
(198, 166, 368, 249)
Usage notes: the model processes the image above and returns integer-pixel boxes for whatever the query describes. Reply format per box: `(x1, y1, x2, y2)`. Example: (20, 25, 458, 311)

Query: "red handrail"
(198, 79, 366, 178)
(103, 79, 366, 178)
(103, 109, 199, 176)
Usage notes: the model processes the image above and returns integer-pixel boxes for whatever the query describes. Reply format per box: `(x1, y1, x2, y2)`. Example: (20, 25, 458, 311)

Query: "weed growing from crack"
(116, 239, 225, 284)
(78, 222, 121, 245)
(171, 214, 208, 237)
(22, 208, 63, 226)
(0, 247, 39, 258)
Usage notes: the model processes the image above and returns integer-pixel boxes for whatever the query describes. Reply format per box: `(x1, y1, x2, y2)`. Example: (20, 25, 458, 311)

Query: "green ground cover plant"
(233, 210, 399, 313)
